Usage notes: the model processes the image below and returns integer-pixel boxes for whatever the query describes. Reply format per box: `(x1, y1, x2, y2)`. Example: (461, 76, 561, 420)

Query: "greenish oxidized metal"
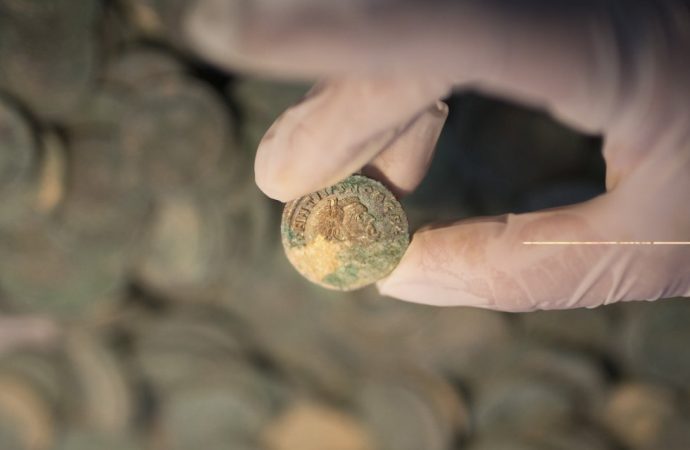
(281, 175, 409, 291)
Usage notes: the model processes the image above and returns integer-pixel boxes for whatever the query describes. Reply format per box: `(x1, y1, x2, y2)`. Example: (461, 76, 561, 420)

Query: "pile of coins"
(1, 1, 689, 449)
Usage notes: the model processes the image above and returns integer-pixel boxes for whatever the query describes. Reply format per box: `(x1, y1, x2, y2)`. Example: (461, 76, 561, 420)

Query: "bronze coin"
(281, 175, 409, 291)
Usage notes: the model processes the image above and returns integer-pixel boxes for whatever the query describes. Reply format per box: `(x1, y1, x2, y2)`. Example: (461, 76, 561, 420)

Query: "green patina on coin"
(281, 175, 409, 291)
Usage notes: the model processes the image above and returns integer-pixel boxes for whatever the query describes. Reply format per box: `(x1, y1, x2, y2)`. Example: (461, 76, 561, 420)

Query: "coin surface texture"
(281, 175, 409, 291)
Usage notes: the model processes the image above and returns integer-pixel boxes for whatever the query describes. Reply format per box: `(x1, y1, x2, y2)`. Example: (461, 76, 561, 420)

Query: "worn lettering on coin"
(281, 175, 409, 291)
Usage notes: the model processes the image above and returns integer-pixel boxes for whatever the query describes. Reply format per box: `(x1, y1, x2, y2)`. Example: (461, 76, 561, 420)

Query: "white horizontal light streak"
(523, 242, 690, 245)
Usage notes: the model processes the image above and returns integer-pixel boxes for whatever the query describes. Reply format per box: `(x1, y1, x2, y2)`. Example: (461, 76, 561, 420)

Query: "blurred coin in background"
(131, 307, 250, 392)
(401, 307, 513, 384)
(473, 375, 575, 440)
(119, 0, 191, 45)
(1, 128, 68, 230)
(263, 400, 376, 450)
(602, 382, 689, 450)
(0, 372, 54, 450)
(54, 132, 148, 244)
(0, 224, 126, 316)
(104, 47, 187, 92)
(55, 430, 144, 450)
(154, 378, 276, 450)
(0, 0, 99, 119)
(621, 298, 690, 389)
(121, 78, 235, 196)
(63, 330, 134, 434)
(519, 307, 613, 354)
(479, 342, 608, 413)
(133, 193, 225, 300)
(0, 96, 34, 192)
(355, 367, 468, 450)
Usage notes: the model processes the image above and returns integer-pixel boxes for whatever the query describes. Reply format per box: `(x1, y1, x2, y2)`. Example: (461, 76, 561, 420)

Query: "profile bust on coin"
(281, 175, 409, 290)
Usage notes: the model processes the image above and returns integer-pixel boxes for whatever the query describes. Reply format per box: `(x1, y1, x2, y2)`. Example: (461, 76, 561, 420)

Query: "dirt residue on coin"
(281, 175, 409, 291)
(288, 235, 344, 283)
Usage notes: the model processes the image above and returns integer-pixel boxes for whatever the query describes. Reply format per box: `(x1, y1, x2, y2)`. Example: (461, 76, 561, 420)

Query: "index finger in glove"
(255, 77, 450, 201)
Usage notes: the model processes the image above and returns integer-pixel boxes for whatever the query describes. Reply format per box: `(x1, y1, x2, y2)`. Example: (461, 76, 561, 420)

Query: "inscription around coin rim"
(283, 178, 406, 247)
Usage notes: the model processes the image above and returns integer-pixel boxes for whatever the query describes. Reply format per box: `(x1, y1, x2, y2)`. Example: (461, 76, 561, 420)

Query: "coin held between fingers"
(281, 175, 409, 291)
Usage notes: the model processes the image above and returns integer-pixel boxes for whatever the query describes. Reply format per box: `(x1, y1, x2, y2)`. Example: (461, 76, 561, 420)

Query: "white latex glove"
(186, 0, 690, 311)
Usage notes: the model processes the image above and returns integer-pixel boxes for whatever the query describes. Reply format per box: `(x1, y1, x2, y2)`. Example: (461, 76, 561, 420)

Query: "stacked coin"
(0, 96, 39, 228)
(133, 193, 226, 300)
(0, 105, 146, 316)
(119, 0, 193, 46)
(400, 306, 513, 384)
(519, 307, 613, 354)
(103, 47, 187, 91)
(55, 131, 148, 244)
(602, 381, 690, 450)
(62, 330, 135, 434)
(0, 0, 98, 119)
(120, 78, 234, 196)
(0, 336, 141, 450)
(0, 223, 127, 316)
(620, 298, 690, 388)
(54, 430, 145, 450)
(0, 371, 54, 450)
(220, 251, 377, 398)
(130, 307, 249, 390)
(262, 399, 376, 450)
(129, 307, 283, 450)
(355, 367, 469, 450)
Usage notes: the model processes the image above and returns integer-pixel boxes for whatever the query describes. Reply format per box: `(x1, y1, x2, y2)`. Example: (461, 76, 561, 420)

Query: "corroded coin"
(281, 175, 408, 291)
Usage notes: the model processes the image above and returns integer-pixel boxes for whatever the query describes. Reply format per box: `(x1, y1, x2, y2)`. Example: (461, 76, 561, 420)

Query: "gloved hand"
(186, 0, 690, 311)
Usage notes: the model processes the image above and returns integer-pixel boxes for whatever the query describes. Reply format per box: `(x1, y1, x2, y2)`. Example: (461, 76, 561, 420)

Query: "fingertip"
(375, 277, 394, 298)
(364, 100, 449, 197)
(254, 125, 390, 202)
(376, 276, 493, 308)
(254, 78, 451, 202)
(431, 100, 449, 117)
(254, 129, 289, 201)
(254, 167, 289, 202)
